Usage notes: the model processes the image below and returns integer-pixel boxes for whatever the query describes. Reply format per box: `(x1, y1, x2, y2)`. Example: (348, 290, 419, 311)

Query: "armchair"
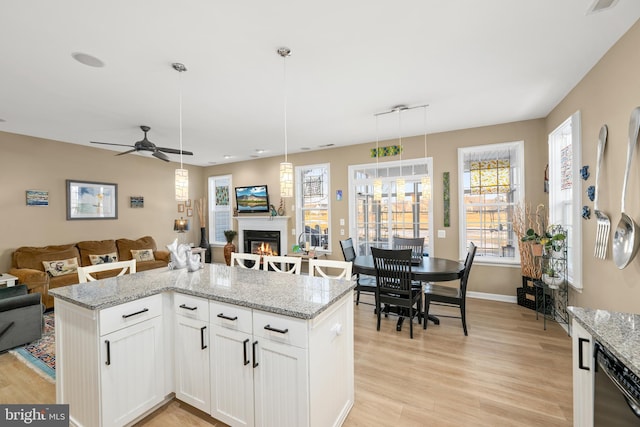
(0, 285, 43, 352)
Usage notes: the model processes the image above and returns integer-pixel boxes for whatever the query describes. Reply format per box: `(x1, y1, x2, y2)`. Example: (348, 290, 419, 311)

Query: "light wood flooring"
(0, 296, 572, 426)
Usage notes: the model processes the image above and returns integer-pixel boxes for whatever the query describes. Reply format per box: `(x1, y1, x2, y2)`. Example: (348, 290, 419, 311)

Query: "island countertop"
(568, 306, 640, 376)
(49, 263, 355, 319)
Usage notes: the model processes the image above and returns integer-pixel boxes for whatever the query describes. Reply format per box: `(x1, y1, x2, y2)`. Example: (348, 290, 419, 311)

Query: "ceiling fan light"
(280, 162, 294, 198)
(175, 168, 189, 201)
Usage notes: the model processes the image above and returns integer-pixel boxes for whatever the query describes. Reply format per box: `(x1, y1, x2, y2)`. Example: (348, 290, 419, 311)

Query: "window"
(208, 175, 232, 246)
(296, 164, 330, 252)
(458, 141, 524, 264)
(348, 158, 433, 256)
(548, 112, 582, 289)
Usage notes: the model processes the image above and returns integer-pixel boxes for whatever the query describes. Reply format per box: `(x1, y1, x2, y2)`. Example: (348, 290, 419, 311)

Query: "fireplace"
(245, 230, 280, 256)
(235, 215, 289, 258)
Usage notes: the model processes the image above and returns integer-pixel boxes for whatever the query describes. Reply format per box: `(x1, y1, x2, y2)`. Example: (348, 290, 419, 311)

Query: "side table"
(0, 273, 17, 287)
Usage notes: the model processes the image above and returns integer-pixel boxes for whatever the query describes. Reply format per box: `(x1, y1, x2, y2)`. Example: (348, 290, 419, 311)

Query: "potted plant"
(540, 225, 566, 258)
(223, 230, 238, 266)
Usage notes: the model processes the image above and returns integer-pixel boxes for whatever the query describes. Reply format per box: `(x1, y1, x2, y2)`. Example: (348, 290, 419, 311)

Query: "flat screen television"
(235, 185, 270, 213)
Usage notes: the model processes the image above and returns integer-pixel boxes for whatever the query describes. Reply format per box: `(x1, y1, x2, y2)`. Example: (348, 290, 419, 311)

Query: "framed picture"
(130, 196, 144, 208)
(66, 180, 118, 220)
(178, 203, 185, 213)
(185, 199, 192, 207)
(26, 190, 49, 206)
(187, 208, 193, 217)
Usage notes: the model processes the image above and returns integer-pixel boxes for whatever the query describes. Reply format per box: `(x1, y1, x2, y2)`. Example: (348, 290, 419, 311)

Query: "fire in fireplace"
(244, 230, 280, 257)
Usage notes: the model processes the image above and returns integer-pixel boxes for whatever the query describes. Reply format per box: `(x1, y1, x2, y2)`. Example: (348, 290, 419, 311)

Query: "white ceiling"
(1, 0, 639, 166)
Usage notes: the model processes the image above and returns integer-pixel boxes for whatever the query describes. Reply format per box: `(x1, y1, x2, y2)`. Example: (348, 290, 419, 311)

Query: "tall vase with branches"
(195, 198, 211, 263)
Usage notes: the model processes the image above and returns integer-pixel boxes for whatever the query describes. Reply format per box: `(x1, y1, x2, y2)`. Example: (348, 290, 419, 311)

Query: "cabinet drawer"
(100, 294, 163, 336)
(174, 293, 209, 321)
(253, 310, 308, 349)
(210, 301, 252, 334)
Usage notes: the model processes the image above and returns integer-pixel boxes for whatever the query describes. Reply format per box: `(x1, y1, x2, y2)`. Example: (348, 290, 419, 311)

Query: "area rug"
(9, 311, 55, 383)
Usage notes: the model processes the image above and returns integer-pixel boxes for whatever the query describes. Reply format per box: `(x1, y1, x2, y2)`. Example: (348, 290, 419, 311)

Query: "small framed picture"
(26, 190, 49, 206)
(178, 203, 185, 213)
(187, 208, 193, 217)
(130, 196, 144, 208)
(185, 199, 192, 207)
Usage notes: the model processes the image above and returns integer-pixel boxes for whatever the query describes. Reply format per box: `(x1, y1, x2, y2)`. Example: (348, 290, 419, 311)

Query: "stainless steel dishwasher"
(594, 341, 640, 426)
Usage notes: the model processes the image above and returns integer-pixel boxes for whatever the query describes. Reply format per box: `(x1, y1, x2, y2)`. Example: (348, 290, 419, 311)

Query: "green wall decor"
(443, 172, 450, 227)
(370, 145, 403, 158)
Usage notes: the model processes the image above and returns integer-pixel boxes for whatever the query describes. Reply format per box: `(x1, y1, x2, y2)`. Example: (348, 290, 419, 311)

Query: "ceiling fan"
(90, 125, 193, 162)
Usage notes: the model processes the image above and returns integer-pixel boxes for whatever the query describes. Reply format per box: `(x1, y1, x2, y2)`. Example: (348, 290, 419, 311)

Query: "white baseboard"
(467, 291, 517, 303)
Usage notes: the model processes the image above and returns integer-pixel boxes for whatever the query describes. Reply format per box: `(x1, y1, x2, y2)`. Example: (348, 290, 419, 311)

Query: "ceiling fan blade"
(91, 141, 135, 148)
(116, 149, 138, 156)
(152, 151, 170, 162)
(157, 147, 194, 156)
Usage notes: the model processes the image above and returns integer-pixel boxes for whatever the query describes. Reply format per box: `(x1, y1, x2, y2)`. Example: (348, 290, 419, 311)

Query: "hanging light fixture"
(421, 105, 431, 200)
(173, 62, 189, 202)
(278, 47, 294, 198)
(394, 105, 406, 200)
(373, 114, 382, 201)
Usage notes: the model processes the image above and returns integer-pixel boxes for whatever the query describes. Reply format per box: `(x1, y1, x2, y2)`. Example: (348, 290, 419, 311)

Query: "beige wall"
(0, 132, 204, 270)
(547, 19, 640, 313)
(204, 118, 548, 297)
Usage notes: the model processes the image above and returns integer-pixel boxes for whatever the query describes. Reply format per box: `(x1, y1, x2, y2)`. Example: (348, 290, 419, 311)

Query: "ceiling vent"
(587, 0, 619, 14)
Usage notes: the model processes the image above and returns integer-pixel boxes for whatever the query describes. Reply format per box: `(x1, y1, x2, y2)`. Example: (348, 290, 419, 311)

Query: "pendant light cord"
(179, 73, 184, 170)
(375, 115, 379, 178)
(283, 53, 288, 163)
(423, 105, 427, 171)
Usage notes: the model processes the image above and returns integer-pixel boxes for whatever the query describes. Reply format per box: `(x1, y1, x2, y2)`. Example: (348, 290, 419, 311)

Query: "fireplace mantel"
(234, 216, 290, 254)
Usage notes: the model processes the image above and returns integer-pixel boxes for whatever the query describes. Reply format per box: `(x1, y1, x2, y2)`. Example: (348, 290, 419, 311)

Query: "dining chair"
(230, 252, 261, 270)
(261, 255, 302, 274)
(393, 237, 425, 264)
(423, 242, 477, 335)
(340, 238, 376, 305)
(371, 247, 423, 339)
(308, 259, 353, 279)
(77, 260, 137, 283)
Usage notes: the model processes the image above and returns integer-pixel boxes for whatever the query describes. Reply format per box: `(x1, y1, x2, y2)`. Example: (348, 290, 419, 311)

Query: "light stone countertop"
(568, 306, 640, 376)
(49, 263, 355, 319)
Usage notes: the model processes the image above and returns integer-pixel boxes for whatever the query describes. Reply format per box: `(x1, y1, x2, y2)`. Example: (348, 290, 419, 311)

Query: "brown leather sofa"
(9, 236, 170, 309)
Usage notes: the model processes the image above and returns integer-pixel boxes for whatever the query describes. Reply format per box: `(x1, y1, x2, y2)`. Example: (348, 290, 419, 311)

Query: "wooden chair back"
(261, 255, 302, 274)
(230, 252, 261, 270)
(308, 259, 352, 279)
(393, 237, 425, 263)
(77, 260, 137, 283)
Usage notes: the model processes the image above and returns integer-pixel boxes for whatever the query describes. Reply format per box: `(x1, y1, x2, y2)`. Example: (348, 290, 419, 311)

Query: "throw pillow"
(42, 257, 79, 277)
(89, 252, 118, 265)
(131, 249, 155, 262)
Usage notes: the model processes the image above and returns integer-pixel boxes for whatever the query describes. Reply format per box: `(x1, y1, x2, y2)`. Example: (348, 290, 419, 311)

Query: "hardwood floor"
(0, 297, 572, 426)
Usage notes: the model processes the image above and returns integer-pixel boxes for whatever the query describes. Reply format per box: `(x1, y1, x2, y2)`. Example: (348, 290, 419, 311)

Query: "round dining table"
(352, 255, 465, 328)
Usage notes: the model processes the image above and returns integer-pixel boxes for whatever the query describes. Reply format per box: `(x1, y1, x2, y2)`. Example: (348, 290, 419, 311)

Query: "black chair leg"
(409, 308, 414, 339)
(376, 303, 382, 331)
(461, 304, 468, 336)
(355, 289, 361, 305)
(423, 298, 430, 329)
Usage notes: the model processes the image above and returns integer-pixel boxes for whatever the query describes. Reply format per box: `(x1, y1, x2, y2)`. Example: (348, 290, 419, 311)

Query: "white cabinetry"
(572, 318, 594, 427)
(210, 293, 353, 427)
(174, 294, 210, 413)
(55, 294, 166, 427)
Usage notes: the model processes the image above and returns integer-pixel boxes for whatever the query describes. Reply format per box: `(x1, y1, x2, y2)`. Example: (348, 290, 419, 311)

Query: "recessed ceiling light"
(208, 161, 217, 165)
(71, 52, 105, 68)
(223, 155, 233, 160)
(250, 155, 260, 158)
(300, 147, 310, 151)
(318, 144, 335, 148)
(255, 149, 265, 154)
(586, 0, 618, 14)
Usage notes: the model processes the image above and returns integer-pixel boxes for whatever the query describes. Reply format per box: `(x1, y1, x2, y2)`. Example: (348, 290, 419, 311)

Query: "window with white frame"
(208, 175, 233, 245)
(348, 158, 433, 256)
(458, 141, 524, 264)
(295, 164, 330, 252)
(548, 112, 582, 289)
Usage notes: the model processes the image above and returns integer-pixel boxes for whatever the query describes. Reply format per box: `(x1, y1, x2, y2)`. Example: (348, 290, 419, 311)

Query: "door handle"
(252, 340, 259, 368)
(243, 338, 250, 366)
(217, 313, 238, 322)
(200, 326, 207, 350)
(578, 337, 590, 371)
(264, 324, 289, 334)
(122, 308, 149, 319)
(105, 340, 111, 366)
(179, 303, 198, 311)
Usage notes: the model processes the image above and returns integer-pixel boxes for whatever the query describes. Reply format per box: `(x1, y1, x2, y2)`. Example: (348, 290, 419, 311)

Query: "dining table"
(352, 254, 465, 330)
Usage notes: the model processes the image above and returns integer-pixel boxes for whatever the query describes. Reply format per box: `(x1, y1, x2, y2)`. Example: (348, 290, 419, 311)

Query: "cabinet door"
(175, 315, 210, 413)
(210, 325, 254, 427)
(572, 319, 594, 427)
(100, 316, 164, 427)
(253, 339, 309, 427)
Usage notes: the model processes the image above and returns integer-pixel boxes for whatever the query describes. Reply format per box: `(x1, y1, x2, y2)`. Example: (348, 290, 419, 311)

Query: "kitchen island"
(50, 263, 355, 427)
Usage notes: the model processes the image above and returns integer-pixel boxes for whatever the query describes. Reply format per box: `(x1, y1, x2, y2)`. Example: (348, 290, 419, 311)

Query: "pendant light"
(421, 105, 431, 200)
(373, 114, 382, 201)
(395, 105, 406, 201)
(173, 62, 188, 202)
(278, 47, 294, 198)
